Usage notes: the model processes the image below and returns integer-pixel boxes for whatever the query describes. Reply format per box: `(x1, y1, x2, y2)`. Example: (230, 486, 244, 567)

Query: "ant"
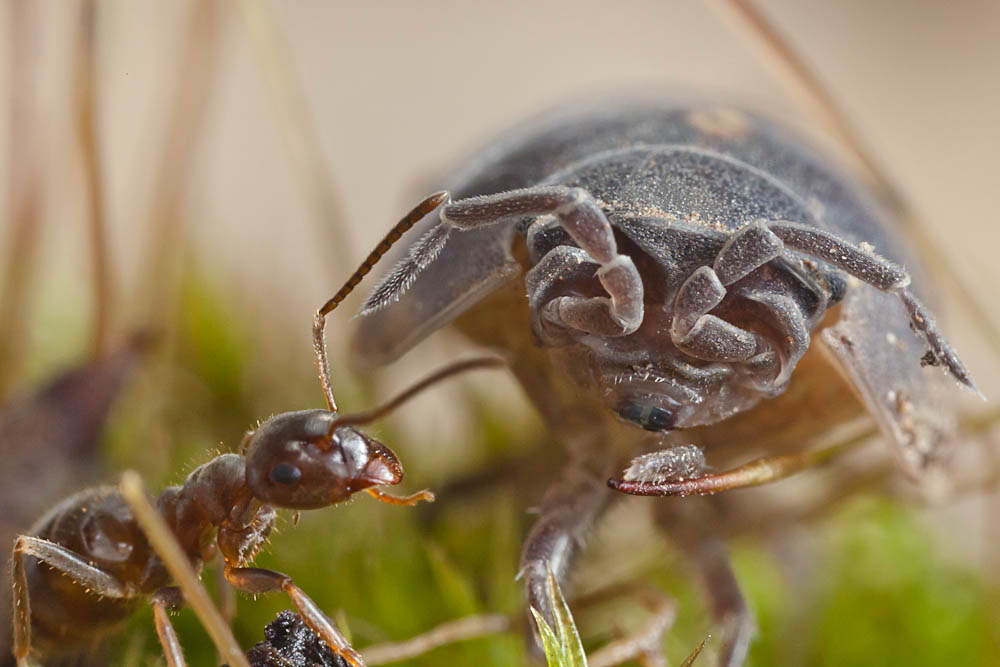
(10, 194, 502, 667)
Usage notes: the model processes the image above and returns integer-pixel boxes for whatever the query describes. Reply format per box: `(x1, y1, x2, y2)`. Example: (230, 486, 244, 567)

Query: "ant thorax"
(156, 453, 272, 567)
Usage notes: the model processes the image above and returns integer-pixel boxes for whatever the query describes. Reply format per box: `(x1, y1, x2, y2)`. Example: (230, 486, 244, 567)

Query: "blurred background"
(0, 0, 998, 665)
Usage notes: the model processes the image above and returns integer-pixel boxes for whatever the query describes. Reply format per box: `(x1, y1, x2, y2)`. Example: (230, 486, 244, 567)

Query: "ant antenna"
(312, 191, 450, 411)
(327, 355, 506, 432)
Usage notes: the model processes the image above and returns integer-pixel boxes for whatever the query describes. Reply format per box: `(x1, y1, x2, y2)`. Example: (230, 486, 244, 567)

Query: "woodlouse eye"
(269, 462, 302, 485)
(617, 402, 676, 432)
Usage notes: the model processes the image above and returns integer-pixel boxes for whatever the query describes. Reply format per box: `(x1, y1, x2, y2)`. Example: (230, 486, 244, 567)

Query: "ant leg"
(654, 498, 754, 667)
(224, 566, 365, 667)
(766, 221, 979, 394)
(519, 463, 611, 633)
(11, 535, 135, 665)
(443, 186, 644, 336)
(151, 587, 187, 667)
(214, 551, 237, 626)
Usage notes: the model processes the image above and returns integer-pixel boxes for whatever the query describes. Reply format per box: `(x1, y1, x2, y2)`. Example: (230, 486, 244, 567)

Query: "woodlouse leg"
(673, 223, 806, 369)
(524, 245, 628, 340)
(519, 462, 611, 634)
(670, 266, 763, 363)
(151, 587, 187, 667)
(224, 565, 365, 667)
(653, 499, 754, 667)
(712, 220, 785, 286)
(11, 535, 135, 666)
(767, 220, 980, 395)
(443, 186, 644, 336)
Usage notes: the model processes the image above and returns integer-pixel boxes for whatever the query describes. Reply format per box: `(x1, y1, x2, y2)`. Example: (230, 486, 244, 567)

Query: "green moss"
(37, 272, 997, 666)
(805, 498, 999, 667)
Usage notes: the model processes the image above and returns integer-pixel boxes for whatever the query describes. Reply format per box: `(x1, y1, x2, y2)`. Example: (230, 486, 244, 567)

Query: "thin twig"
(134, 0, 221, 330)
(588, 594, 676, 667)
(0, 0, 44, 396)
(706, 0, 882, 187)
(119, 471, 250, 667)
(362, 614, 512, 665)
(76, 0, 112, 359)
(229, 0, 352, 271)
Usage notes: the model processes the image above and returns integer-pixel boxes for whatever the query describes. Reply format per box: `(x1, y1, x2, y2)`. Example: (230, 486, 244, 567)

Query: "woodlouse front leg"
(671, 266, 764, 363)
(443, 186, 644, 337)
(766, 221, 979, 395)
(671, 221, 806, 374)
(525, 245, 630, 342)
(689, 218, 978, 394)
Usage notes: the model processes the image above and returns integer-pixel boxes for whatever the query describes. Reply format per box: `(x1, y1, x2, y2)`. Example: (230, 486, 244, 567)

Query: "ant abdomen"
(16, 488, 161, 645)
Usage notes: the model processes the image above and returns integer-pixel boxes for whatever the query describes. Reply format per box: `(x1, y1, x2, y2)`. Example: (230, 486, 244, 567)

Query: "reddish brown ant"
(10, 196, 503, 667)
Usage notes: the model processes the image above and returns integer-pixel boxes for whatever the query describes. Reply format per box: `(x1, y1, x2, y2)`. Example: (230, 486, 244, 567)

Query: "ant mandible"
(11, 193, 499, 667)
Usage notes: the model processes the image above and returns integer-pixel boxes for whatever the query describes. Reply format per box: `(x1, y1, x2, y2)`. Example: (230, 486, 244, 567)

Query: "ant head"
(243, 409, 404, 509)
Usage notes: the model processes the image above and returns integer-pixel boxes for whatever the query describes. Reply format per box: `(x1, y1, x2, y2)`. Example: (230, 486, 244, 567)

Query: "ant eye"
(617, 401, 676, 432)
(269, 462, 302, 485)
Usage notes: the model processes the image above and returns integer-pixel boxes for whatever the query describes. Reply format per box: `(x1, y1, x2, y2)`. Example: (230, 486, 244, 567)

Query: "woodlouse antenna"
(327, 355, 506, 431)
(608, 433, 864, 497)
(312, 191, 451, 412)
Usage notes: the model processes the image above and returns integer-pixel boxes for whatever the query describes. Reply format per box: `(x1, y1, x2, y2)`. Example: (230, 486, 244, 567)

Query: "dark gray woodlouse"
(349, 99, 982, 665)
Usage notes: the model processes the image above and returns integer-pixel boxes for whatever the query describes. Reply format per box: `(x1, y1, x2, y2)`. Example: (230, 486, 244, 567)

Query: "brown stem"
(76, 0, 112, 359)
(134, 0, 220, 331)
(119, 471, 249, 667)
(362, 614, 512, 665)
(588, 593, 676, 667)
(0, 0, 44, 396)
(230, 0, 352, 272)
